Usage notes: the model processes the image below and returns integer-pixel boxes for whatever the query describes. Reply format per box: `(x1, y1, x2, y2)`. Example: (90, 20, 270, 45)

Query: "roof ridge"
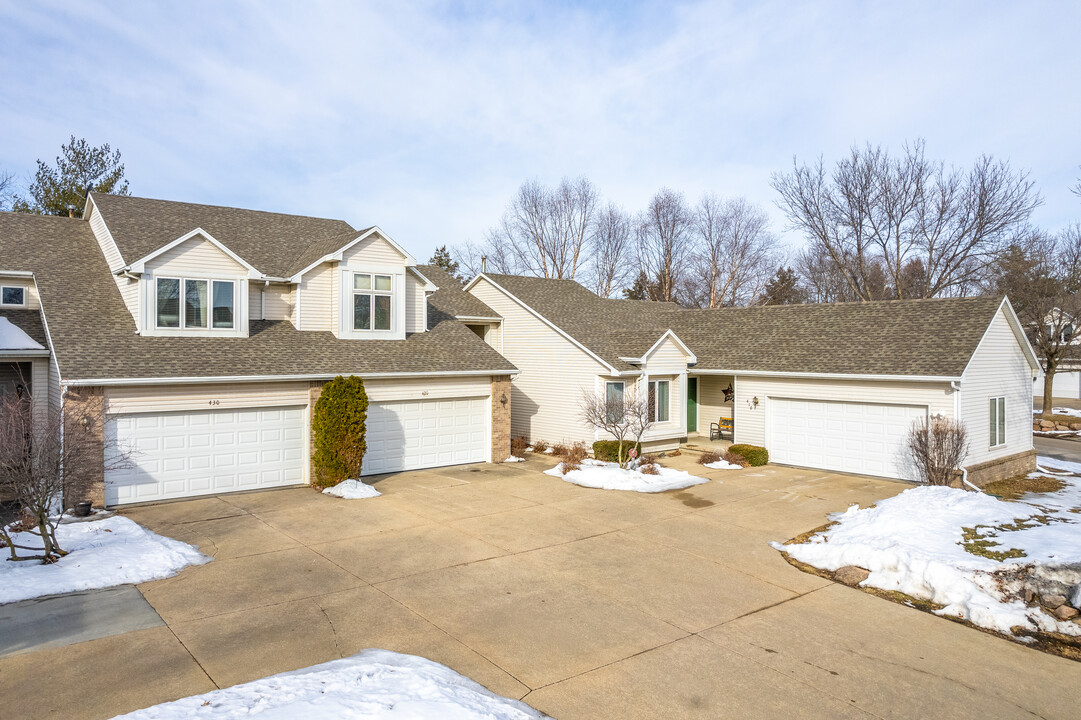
(90, 192, 355, 229)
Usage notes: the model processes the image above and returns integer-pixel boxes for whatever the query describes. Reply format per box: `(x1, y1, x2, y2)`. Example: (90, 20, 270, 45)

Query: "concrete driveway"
(2, 455, 1079, 719)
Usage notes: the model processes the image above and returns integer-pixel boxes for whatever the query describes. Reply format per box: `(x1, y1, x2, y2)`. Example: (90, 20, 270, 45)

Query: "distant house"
(0, 194, 515, 507)
(465, 273, 1040, 486)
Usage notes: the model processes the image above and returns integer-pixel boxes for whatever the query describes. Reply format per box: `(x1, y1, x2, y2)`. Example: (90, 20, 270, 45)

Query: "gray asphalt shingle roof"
(417, 265, 499, 321)
(480, 273, 1008, 378)
(0, 211, 515, 382)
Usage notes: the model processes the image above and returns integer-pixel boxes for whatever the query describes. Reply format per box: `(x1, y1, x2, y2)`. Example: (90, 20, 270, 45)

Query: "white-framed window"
(648, 380, 670, 423)
(605, 381, 624, 423)
(989, 396, 1006, 447)
(156, 277, 235, 330)
(0, 285, 26, 307)
(352, 273, 393, 331)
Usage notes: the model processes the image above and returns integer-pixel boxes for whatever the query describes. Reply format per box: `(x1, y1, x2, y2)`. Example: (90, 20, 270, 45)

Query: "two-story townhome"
(466, 273, 1042, 487)
(0, 194, 515, 507)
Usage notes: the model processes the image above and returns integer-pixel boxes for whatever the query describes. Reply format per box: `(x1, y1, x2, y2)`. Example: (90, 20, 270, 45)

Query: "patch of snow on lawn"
(323, 479, 381, 499)
(705, 460, 742, 470)
(774, 476, 1081, 637)
(0, 516, 208, 605)
(545, 458, 708, 493)
(503, 456, 525, 463)
(112, 649, 547, 719)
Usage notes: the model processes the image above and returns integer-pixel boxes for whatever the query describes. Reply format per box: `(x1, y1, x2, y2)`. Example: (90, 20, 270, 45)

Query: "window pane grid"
(353, 272, 392, 331)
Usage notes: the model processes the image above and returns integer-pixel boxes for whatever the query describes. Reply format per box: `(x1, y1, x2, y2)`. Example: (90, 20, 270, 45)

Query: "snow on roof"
(0, 316, 46, 351)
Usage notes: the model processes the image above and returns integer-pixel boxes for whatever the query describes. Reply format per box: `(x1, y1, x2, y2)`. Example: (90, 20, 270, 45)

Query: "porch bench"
(710, 417, 734, 441)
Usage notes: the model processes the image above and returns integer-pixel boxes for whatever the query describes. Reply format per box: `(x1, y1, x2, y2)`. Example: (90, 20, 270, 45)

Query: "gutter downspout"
(948, 381, 981, 491)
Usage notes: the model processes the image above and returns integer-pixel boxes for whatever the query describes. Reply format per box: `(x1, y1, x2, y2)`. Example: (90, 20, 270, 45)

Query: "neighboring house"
(0, 195, 515, 507)
(1030, 308, 1081, 400)
(466, 273, 1040, 486)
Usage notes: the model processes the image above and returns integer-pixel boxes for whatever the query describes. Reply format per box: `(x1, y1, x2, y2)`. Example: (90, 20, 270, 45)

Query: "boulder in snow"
(834, 566, 870, 586)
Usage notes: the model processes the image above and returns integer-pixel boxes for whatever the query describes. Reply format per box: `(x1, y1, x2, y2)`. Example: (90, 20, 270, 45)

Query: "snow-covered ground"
(503, 456, 525, 463)
(0, 515, 207, 604)
(546, 458, 709, 493)
(774, 457, 1081, 637)
(323, 480, 381, 499)
(112, 649, 547, 719)
(1034, 407, 1081, 418)
(704, 460, 742, 470)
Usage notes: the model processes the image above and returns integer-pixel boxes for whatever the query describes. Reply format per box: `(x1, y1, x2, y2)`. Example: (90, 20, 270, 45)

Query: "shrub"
(511, 436, 529, 458)
(531, 439, 549, 454)
(722, 451, 748, 467)
(907, 417, 968, 486)
(728, 444, 768, 466)
(592, 440, 642, 463)
(311, 375, 368, 489)
(562, 442, 588, 472)
(550, 442, 570, 458)
(639, 463, 659, 475)
(697, 450, 723, 465)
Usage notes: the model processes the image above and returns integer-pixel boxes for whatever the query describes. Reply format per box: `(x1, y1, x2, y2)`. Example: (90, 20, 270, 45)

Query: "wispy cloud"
(1, 1, 1078, 260)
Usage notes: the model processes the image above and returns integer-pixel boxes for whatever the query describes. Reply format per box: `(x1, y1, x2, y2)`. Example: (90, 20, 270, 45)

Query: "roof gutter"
(689, 369, 962, 383)
(61, 369, 519, 387)
(0, 270, 35, 278)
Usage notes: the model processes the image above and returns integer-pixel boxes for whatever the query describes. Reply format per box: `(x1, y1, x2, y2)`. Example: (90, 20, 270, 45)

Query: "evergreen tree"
(14, 136, 130, 217)
(760, 267, 805, 305)
(429, 245, 462, 282)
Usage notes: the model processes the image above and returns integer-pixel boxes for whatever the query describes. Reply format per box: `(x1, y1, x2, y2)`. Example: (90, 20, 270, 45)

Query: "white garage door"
(105, 406, 306, 506)
(364, 396, 489, 475)
(769, 398, 926, 480)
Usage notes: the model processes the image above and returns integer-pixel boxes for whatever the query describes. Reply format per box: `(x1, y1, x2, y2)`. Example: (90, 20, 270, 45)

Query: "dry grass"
(697, 450, 723, 465)
(550, 443, 569, 458)
(531, 439, 549, 454)
(561, 442, 588, 472)
(1034, 413, 1081, 426)
(983, 474, 1066, 500)
(723, 451, 749, 467)
(510, 436, 529, 458)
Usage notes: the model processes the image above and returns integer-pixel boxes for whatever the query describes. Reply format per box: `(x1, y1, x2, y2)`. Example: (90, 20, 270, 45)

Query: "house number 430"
(208, 400, 221, 406)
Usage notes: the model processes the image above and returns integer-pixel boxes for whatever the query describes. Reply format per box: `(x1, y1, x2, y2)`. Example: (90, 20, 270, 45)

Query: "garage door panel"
(105, 405, 306, 506)
(363, 396, 488, 476)
(770, 398, 924, 480)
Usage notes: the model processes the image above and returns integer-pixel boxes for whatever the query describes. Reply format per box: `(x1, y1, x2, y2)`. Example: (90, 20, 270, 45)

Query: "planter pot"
(73, 501, 92, 517)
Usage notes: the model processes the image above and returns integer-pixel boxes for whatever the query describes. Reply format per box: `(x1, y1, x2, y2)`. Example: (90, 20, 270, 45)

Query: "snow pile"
(503, 456, 525, 463)
(545, 459, 708, 493)
(705, 460, 742, 470)
(113, 649, 547, 719)
(323, 480, 381, 499)
(0, 316, 45, 351)
(0, 516, 208, 604)
(774, 474, 1081, 637)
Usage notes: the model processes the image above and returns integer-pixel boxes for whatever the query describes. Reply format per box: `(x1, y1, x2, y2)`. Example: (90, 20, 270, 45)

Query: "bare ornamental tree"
(580, 387, 654, 468)
(636, 187, 692, 303)
(771, 140, 1040, 301)
(907, 416, 969, 486)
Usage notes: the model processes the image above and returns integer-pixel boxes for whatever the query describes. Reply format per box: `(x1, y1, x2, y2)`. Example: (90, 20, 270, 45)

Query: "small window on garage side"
(648, 380, 670, 423)
(1, 285, 26, 306)
(989, 396, 1006, 447)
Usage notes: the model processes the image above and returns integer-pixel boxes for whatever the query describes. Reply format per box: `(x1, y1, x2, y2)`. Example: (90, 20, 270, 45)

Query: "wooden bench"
(710, 417, 734, 441)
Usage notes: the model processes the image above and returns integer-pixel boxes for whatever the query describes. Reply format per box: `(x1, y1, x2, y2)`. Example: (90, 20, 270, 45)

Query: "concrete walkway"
(2, 455, 1079, 718)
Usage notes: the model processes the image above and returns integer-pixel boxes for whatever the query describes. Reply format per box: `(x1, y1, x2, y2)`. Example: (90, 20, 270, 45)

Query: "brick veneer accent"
(491, 375, 512, 462)
(961, 449, 1037, 488)
(64, 385, 106, 507)
(308, 380, 327, 484)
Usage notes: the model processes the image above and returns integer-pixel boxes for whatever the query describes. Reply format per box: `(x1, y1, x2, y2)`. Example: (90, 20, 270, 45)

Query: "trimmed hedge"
(727, 444, 768, 466)
(311, 375, 369, 488)
(592, 440, 641, 463)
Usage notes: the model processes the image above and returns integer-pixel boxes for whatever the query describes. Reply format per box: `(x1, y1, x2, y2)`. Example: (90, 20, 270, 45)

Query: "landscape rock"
(1039, 420, 1056, 429)
(834, 565, 870, 586)
(1055, 424, 1071, 431)
(1024, 588, 1036, 604)
(1042, 594, 1068, 609)
(1053, 604, 1079, 620)
(1070, 423, 1081, 431)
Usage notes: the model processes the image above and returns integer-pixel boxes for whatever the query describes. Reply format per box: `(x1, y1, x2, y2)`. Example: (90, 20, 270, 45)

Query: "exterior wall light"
(500, 392, 508, 407)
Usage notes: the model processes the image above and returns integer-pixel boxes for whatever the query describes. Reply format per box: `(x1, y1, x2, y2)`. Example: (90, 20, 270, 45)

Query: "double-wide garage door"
(104, 396, 489, 506)
(769, 398, 927, 480)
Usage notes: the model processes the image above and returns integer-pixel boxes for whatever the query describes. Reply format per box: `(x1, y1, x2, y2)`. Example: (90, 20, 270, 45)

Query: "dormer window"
(1, 285, 26, 306)
(353, 273, 392, 331)
(156, 277, 235, 330)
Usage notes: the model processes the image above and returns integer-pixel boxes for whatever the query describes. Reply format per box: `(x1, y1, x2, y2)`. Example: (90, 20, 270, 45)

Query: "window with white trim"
(989, 396, 1006, 447)
(648, 380, 670, 422)
(605, 381, 625, 423)
(352, 273, 392, 331)
(1, 285, 26, 306)
(156, 277, 235, 330)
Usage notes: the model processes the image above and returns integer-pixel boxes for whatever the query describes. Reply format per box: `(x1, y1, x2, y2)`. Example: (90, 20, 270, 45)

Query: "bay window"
(156, 277, 235, 330)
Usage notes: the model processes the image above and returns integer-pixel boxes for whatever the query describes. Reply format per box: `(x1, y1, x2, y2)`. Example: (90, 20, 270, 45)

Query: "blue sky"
(2, 1, 1078, 262)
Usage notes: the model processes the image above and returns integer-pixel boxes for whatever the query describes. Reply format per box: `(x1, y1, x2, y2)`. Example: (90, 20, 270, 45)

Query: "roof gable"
(129, 228, 260, 277)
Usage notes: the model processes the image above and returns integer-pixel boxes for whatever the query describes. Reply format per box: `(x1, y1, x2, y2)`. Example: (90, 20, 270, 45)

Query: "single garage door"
(105, 406, 306, 506)
(769, 398, 926, 480)
(364, 396, 489, 475)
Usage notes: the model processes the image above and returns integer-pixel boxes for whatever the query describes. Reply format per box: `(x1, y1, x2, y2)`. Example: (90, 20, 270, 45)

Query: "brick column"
(64, 385, 106, 508)
(491, 375, 512, 462)
(308, 380, 327, 485)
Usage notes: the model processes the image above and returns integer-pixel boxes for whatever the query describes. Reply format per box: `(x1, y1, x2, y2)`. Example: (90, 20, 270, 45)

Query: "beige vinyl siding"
(87, 202, 142, 325)
(30, 357, 49, 429)
(340, 235, 407, 266)
(249, 283, 263, 320)
(959, 307, 1035, 466)
(364, 376, 490, 402)
(641, 337, 691, 441)
(297, 262, 337, 332)
(405, 274, 426, 333)
(264, 285, 294, 324)
(488, 322, 502, 351)
(470, 277, 608, 444)
(0, 276, 38, 310)
(48, 356, 62, 414)
(734, 375, 954, 449)
(147, 235, 247, 276)
(105, 381, 310, 414)
(697, 375, 734, 428)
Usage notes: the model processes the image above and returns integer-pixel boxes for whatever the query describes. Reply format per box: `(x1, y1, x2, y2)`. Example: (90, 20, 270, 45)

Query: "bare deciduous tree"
(684, 195, 779, 307)
(772, 140, 1041, 301)
(0, 384, 133, 563)
(0, 169, 15, 212)
(587, 202, 633, 298)
(636, 188, 691, 303)
(580, 387, 654, 468)
(907, 416, 969, 486)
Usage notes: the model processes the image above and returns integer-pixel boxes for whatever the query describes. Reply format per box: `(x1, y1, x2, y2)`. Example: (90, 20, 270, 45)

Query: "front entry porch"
(686, 374, 735, 447)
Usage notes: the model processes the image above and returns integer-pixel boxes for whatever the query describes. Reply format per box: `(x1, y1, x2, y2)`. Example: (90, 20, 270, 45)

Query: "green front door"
(687, 377, 698, 433)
